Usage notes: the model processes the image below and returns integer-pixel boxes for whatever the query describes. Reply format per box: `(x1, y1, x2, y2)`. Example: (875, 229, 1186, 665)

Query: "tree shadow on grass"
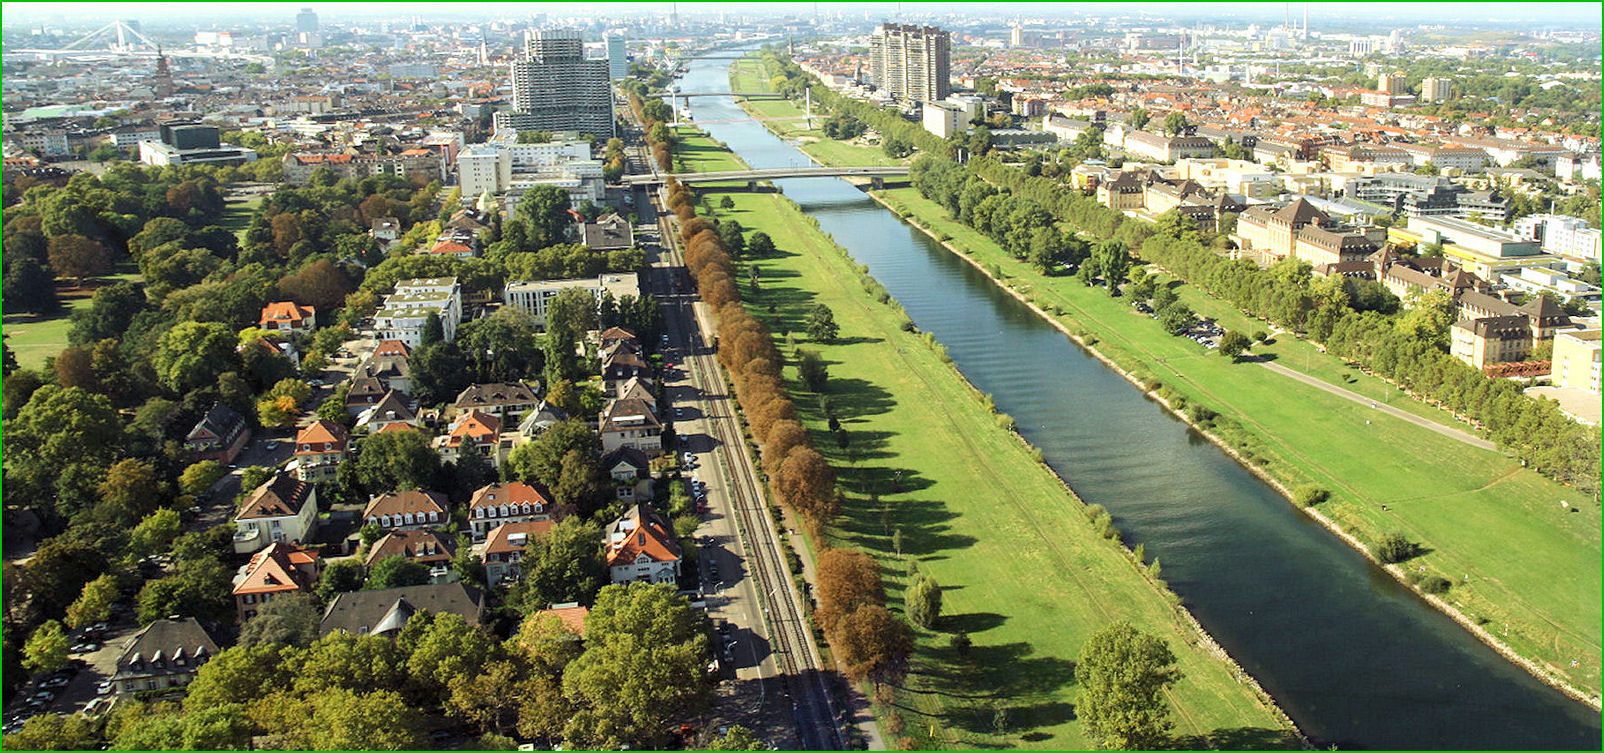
(1168, 727, 1303, 751)
(902, 639, 1078, 739)
(835, 495, 970, 558)
(938, 611, 1007, 635)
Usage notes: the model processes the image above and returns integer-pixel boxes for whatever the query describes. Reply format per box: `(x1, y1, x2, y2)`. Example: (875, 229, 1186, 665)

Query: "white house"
(234, 472, 319, 554)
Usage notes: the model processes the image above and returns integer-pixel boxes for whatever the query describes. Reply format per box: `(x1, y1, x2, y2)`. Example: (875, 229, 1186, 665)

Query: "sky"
(2, 1, 1600, 27)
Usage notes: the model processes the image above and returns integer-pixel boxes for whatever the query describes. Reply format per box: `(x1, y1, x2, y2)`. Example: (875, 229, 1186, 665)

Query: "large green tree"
(1074, 621, 1181, 750)
(152, 321, 238, 394)
(511, 517, 606, 610)
(339, 429, 442, 498)
(238, 592, 323, 648)
(560, 584, 712, 750)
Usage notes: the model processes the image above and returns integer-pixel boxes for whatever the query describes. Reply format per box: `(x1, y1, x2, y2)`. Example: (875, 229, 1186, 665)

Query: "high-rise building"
(1377, 72, 1405, 94)
(499, 28, 615, 140)
(1420, 77, 1454, 103)
(605, 33, 628, 79)
(868, 23, 951, 104)
(296, 7, 318, 34)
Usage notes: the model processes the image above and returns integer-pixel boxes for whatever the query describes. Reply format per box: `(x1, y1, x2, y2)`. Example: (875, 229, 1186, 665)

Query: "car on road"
(675, 407, 685, 419)
(69, 642, 98, 654)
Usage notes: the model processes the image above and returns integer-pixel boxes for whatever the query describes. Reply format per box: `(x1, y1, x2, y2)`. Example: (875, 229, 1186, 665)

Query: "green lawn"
(5, 267, 143, 370)
(672, 126, 750, 175)
(705, 189, 1295, 749)
(219, 192, 264, 243)
(874, 187, 1603, 697)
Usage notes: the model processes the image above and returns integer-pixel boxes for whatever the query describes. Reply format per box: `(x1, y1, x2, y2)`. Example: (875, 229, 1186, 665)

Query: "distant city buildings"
(496, 28, 615, 140)
(868, 23, 951, 103)
(606, 33, 628, 79)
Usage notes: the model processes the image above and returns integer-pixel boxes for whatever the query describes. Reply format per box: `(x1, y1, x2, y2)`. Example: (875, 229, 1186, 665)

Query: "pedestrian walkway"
(1256, 359, 1498, 451)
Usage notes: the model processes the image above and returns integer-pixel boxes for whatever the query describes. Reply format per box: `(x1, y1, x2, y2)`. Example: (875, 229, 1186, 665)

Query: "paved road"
(1255, 358, 1498, 451)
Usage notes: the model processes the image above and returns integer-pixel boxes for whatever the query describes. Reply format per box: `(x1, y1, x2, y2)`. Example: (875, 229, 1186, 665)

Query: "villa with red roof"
(232, 542, 321, 622)
(259, 301, 316, 333)
(234, 472, 318, 554)
(293, 419, 349, 483)
(604, 503, 682, 585)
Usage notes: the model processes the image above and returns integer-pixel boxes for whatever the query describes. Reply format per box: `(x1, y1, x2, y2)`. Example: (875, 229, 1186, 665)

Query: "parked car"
(96, 681, 114, 696)
(69, 642, 98, 654)
(265, 441, 279, 450)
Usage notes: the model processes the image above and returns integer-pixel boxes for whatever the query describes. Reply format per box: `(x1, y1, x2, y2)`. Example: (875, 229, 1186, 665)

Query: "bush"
(1294, 486, 1331, 507)
(1186, 403, 1217, 428)
(1375, 532, 1421, 564)
(1419, 575, 1452, 595)
(1084, 503, 1106, 522)
(1252, 330, 1269, 343)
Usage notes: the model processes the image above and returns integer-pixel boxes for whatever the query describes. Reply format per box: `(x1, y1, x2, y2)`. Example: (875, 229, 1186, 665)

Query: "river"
(674, 51, 1601, 750)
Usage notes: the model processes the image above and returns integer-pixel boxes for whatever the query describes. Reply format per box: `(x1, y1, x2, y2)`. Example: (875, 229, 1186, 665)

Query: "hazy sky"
(3, 1, 1600, 26)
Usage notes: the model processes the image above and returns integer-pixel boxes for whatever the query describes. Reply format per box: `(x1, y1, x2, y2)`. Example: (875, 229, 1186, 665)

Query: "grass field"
(4, 267, 142, 371)
(873, 187, 1603, 697)
(727, 59, 910, 168)
(703, 188, 1296, 749)
(219, 193, 264, 243)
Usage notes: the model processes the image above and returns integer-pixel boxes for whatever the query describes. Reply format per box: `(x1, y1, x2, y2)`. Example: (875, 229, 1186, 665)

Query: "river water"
(676, 52, 1601, 750)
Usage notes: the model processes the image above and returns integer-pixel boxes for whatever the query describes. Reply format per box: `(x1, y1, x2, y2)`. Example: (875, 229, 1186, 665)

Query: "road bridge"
(663, 91, 788, 99)
(622, 165, 910, 187)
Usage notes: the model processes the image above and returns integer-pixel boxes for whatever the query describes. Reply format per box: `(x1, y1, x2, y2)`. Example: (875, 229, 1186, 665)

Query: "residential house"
(232, 542, 320, 621)
(184, 402, 251, 464)
(453, 381, 540, 420)
(598, 326, 638, 351)
(533, 603, 588, 637)
(363, 490, 450, 530)
(355, 354, 413, 395)
(436, 409, 511, 467)
(598, 397, 662, 454)
(345, 376, 390, 416)
(293, 419, 349, 483)
(601, 446, 652, 501)
(516, 400, 570, 439)
(365, 529, 457, 581)
(604, 503, 682, 585)
(355, 390, 420, 431)
(259, 301, 316, 333)
(110, 618, 219, 694)
(468, 481, 556, 540)
(482, 520, 556, 586)
(319, 582, 486, 638)
(234, 472, 318, 554)
(371, 217, 401, 245)
(375, 277, 462, 347)
(601, 344, 652, 393)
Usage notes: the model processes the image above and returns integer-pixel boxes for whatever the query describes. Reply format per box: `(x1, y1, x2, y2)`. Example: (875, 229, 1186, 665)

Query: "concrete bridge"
(623, 165, 911, 189)
(664, 91, 788, 99)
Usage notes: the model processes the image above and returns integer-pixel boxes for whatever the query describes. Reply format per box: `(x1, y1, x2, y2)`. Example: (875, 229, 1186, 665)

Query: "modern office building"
(296, 7, 318, 34)
(138, 121, 257, 166)
(497, 28, 614, 139)
(605, 33, 628, 79)
(504, 273, 640, 329)
(868, 23, 951, 103)
(1514, 214, 1603, 262)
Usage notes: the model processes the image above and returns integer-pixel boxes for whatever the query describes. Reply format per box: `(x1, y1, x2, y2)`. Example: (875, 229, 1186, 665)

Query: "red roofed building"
(232, 542, 321, 622)
(259, 301, 317, 333)
(534, 603, 589, 637)
(604, 504, 682, 585)
(482, 520, 556, 586)
(436, 409, 509, 467)
(373, 339, 411, 359)
(293, 419, 349, 483)
(468, 481, 557, 540)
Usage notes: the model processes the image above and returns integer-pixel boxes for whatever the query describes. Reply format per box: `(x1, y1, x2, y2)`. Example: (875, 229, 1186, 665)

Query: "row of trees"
(953, 153, 1600, 497)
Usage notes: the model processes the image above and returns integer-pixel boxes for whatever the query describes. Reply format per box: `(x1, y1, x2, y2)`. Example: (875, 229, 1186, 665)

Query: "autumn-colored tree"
(47, 234, 113, 284)
(773, 445, 837, 523)
(679, 218, 716, 244)
(278, 259, 354, 313)
(813, 549, 884, 634)
(743, 392, 797, 446)
(830, 604, 913, 681)
(761, 420, 810, 475)
(53, 345, 99, 392)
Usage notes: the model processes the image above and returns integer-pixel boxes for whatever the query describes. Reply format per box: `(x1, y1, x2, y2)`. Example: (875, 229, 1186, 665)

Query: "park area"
(699, 185, 1296, 749)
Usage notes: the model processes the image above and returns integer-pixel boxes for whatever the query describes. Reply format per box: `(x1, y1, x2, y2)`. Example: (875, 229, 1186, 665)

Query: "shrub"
(1419, 575, 1452, 595)
(1186, 403, 1217, 428)
(1294, 486, 1331, 507)
(1253, 330, 1269, 343)
(1375, 532, 1421, 564)
(1084, 503, 1106, 522)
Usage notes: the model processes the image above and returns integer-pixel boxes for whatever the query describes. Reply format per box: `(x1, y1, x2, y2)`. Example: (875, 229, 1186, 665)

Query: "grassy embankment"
(870, 187, 1602, 701)
(673, 131, 1297, 746)
(726, 58, 909, 168)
